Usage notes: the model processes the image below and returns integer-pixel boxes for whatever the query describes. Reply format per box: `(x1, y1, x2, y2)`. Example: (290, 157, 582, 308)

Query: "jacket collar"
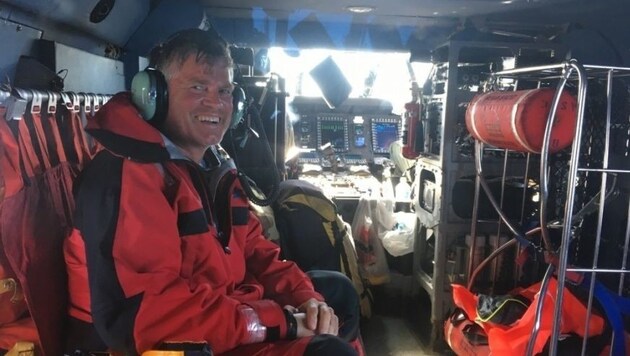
(86, 92, 170, 163)
(87, 92, 233, 170)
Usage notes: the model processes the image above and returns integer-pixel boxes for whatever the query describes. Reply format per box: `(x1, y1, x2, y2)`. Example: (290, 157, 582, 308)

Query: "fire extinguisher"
(402, 84, 424, 159)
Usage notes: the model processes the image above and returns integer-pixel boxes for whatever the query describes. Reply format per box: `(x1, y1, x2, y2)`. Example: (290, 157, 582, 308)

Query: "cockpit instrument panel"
(291, 96, 401, 165)
(371, 117, 401, 154)
(317, 115, 349, 152)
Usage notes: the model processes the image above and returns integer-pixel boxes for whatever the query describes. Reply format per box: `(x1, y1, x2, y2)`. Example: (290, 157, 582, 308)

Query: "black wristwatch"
(283, 309, 298, 340)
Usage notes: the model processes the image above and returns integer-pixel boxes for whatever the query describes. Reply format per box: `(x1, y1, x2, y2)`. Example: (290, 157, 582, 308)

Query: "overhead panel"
(1, 0, 149, 46)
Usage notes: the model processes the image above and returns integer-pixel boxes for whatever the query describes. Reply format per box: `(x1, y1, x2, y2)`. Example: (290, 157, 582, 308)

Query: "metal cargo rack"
(466, 60, 630, 355)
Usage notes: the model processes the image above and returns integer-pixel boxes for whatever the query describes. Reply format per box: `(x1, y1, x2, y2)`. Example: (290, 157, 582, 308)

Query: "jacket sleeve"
(76, 153, 286, 354)
(241, 209, 325, 308)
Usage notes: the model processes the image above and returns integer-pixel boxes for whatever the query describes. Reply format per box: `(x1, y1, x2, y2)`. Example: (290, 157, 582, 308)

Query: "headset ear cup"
(130, 68, 168, 124)
(152, 69, 168, 125)
(131, 71, 155, 120)
(230, 85, 246, 129)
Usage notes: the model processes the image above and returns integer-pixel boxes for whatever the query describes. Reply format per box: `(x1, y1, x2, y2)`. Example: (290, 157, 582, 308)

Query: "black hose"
(226, 87, 281, 206)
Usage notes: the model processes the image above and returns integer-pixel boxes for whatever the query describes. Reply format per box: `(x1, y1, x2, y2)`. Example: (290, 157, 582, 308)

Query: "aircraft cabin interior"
(1, 0, 630, 355)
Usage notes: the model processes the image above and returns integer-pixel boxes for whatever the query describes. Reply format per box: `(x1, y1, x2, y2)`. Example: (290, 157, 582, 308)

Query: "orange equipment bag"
(444, 308, 491, 356)
(446, 278, 605, 356)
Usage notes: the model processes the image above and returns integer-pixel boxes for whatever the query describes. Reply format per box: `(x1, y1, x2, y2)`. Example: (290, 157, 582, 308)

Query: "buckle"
(0, 278, 23, 303)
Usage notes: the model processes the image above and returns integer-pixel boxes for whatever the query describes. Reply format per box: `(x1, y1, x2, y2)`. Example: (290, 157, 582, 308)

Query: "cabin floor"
(360, 257, 454, 356)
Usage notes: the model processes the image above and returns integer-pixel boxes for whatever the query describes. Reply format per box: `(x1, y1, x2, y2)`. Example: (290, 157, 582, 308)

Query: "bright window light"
(268, 47, 433, 115)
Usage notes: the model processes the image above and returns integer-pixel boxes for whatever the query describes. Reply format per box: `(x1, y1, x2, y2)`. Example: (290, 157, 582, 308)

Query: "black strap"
(332, 219, 352, 279)
(283, 309, 298, 340)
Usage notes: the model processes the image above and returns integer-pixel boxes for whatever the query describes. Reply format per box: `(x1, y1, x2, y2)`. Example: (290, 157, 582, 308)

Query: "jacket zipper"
(182, 161, 232, 254)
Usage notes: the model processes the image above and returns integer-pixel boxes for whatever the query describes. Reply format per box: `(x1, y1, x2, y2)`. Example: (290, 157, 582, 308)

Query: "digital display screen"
(319, 119, 347, 151)
(354, 124, 365, 147)
(372, 121, 399, 153)
(300, 151, 319, 159)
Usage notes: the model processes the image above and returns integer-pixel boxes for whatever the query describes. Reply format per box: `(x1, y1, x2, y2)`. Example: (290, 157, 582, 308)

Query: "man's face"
(161, 54, 234, 162)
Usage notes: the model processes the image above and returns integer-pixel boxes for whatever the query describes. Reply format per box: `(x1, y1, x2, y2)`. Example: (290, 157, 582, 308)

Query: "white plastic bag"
(351, 197, 394, 285)
(380, 212, 416, 257)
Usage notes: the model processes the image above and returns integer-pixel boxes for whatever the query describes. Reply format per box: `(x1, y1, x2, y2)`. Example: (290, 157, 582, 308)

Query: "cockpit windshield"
(268, 48, 432, 114)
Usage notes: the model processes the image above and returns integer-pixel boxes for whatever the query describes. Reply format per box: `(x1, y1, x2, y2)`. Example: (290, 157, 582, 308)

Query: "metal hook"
(29, 89, 42, 115)
(93, 93, 101, 112)
(67, 92, 80, 112)
(80, 92, 91, 114)
(60, 92, 72, 110)
(46, 91, 58, 114)
(5, 90, 27, 120)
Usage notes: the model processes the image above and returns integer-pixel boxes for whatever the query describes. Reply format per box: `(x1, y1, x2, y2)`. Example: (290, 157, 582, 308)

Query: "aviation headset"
(130, 30, 247, 129)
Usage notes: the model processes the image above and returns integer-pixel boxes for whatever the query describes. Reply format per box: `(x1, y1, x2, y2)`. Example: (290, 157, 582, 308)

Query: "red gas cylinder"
(465, 88, 577, 153)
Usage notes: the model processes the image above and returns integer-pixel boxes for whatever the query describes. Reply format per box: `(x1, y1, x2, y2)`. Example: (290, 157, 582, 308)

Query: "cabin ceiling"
(201, 0, 629, 58)
(1, 0, 629, 60)
(201, 0, 576, 24)
(0, 0, 147, 47)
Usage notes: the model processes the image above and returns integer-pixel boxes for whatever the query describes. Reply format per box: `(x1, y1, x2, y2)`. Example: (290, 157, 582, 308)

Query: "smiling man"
(63, 29, 360, 355)
(156, 44, 234, 161)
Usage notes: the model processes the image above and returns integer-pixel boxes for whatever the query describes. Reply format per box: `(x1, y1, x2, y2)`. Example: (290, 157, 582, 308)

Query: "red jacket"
(64, 93, 323, 354)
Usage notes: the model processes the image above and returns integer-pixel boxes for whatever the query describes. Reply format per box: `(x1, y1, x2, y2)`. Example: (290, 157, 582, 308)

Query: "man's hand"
(293, 298, 339, 336)
(292, 313, 315, 338)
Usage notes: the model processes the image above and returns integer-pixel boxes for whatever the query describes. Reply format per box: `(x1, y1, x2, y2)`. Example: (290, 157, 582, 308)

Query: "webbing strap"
(47, 112, 68, 163)
(0, 115, 24, 197)
(28, 112, 52, 170)
(69, 110, 91, 166)
(16, 119, 37, 177)
(332, 220, 350, 276)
